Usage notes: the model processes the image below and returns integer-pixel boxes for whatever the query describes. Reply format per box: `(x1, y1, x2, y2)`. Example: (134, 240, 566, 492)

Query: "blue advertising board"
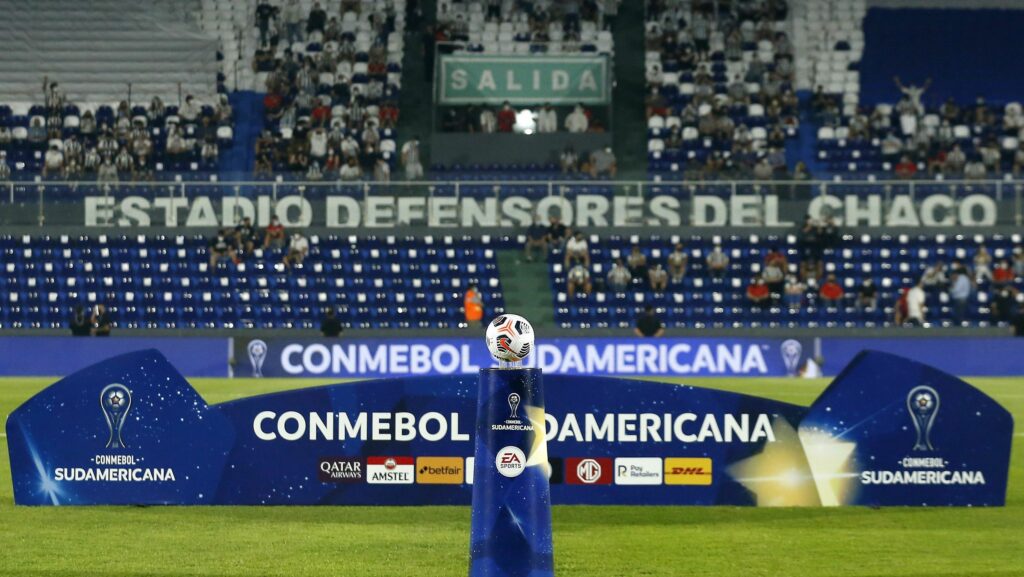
(7, 349, 1013, 507)
(820, 337, 1024, 377)
(236, 337, 814, 378)
(0, 337, 229, 377)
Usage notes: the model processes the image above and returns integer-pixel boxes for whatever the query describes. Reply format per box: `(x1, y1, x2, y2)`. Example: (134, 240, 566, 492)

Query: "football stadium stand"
(0, 233, 503, 329)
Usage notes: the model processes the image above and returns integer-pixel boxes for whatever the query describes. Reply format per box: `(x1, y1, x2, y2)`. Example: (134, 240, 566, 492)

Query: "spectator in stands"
(905, 281, 927, 326)
(1013, 143, 1024, 176)
(1013, 248, 1024, 277)
(560, 146, 579, 174)
(69, 305, 91, 336)
(28, 117, 46, 143)
(565, 104, 589, 133)
(944, 144, 966, 174)
(974, 246, 993, 283)
(667, 244, 688, 282)
(320, 308, 343, 336)
(626, 244, 648, 280)
(706, 245, 729, 279)
(993, 259, 1015, 286)
(0, 152, 9, 182)
(283, 232, 309, 268)
(991, 285, 1020, 324)
(747, 277, 770, 305)
(547, 215, 569, 251)
(964, 157, 986, 180)
(42, 144, 64, 179)
(762, 255, 785, 300)
(949, 269, 972, 323)
(307, 1, 327, 35)
(784, 275, 806, 310)
(857, 279, 878, 310)
(97, 157, 118, 184)
(401, 137, 424, 180)
(263, 216, 286, 249)
(339, 157, 362, 180)
(819, 274, 844, 305)
(234, 217, 258, 253)
(634, 306, 665, 338)
(880, 133, 904, 165)
(589, 147, 617, 178)
(894, 155, 917, 179)
(90, 304, 112, 336)
(497, 102, 516, 133)
(566, 264, 592, 297)
(180, 95, 201, 124)
(373, 156, 391, 182)
(648, 263, 668, 291)
(893, 77, 930, 117)
(209, 229, 238, 268)
(607, 259, 632, 292)
(564, 232, 590, 267)
(464, 285, 484, 326)
(537, 104, 557, 133)
(921, 261, 948, 291)
(479, 107, 497, 133)
(523, 216, 548, 262)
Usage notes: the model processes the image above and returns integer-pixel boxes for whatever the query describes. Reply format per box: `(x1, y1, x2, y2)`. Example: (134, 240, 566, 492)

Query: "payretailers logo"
(664, 458, 713, 485)
(416, 457, 464, 484)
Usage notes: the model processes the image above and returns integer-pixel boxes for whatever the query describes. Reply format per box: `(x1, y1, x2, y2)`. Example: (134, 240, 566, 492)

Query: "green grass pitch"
(1, 376, 1021, 577)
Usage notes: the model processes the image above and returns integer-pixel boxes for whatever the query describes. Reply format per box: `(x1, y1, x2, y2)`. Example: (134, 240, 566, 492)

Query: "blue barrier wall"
(860, 8, 1024, 105)
(0, 337, 230, 377)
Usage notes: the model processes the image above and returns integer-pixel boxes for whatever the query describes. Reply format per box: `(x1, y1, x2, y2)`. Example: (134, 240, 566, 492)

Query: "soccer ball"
(485, 314, 534, 363)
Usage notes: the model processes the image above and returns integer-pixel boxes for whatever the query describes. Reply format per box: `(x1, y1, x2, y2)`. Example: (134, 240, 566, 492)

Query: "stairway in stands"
(0, 0, 219, 103)
(610, 0, 647, 179)
(496, 250, 555, 329)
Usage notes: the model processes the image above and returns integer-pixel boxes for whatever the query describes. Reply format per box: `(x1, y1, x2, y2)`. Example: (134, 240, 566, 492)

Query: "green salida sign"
(438, 55, 609, 105)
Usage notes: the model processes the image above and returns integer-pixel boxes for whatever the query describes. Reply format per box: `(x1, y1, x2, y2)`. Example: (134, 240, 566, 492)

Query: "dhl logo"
(664, 458, 713, 485)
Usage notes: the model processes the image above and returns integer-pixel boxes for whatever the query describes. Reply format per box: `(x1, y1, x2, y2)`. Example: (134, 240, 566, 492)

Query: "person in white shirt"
(401, 137, 423, 180)
(43, 144, 64, 177)
(339, 157, 362, 180)
(564, 232, 590, 267)
(373, 157, 390, 182)
(667, 243, 688, 281)
(308, 127, 328, 159)
(893, 76, 930, 117)
(567, 264, 591, 297)
(906, 282, 926, 326)
(565, 104, 589, 133)
(0, 152, 11, 181)
(283, 232, 309, 268)
(479, 108, 497, 133)
(536, 104, 558, 133)
(340, 135, 360, 159)
(606, 258, 632, 292)
(180, 95, 201, 123)
(648, 263, 668, 291)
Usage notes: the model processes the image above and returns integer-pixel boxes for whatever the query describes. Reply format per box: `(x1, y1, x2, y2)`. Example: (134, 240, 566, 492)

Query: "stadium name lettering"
(82, 193, 998, 228)
(252, 411, 774, 444)
(527, 343, 768, 375)
(53, 467, 176, 482)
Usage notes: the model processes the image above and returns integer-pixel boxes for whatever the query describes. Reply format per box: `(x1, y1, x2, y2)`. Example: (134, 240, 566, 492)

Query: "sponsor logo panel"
(664, 458, 713, 485)
(416, 457, 464, 484)
(495, 446, 526, 478)
(565, 457, 613, 485)
(614, 457, 663, 485)
(366, 456, 415, 485)
(318, 457, 364, 483)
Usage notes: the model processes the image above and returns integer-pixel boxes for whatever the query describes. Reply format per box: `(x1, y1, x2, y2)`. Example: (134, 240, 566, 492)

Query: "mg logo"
(576, 459, 603, 484)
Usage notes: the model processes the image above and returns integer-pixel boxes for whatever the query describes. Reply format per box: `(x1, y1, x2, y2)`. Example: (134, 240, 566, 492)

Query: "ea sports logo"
(495, 445, 526, 478)
(576, 459, 603, 484)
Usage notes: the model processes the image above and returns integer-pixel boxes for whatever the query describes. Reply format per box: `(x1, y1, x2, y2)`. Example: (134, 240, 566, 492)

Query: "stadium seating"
(437, 0, 613, 55)
(549, 232, 1024, 329)
(0, 233, 504, 329)
(255, 0, 405, 178)
(644, 0, 799, 179)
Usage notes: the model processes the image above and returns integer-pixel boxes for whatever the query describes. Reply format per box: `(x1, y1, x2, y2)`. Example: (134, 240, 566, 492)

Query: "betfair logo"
(416, 457, 464, 484)
(664, 458, 712, 485)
